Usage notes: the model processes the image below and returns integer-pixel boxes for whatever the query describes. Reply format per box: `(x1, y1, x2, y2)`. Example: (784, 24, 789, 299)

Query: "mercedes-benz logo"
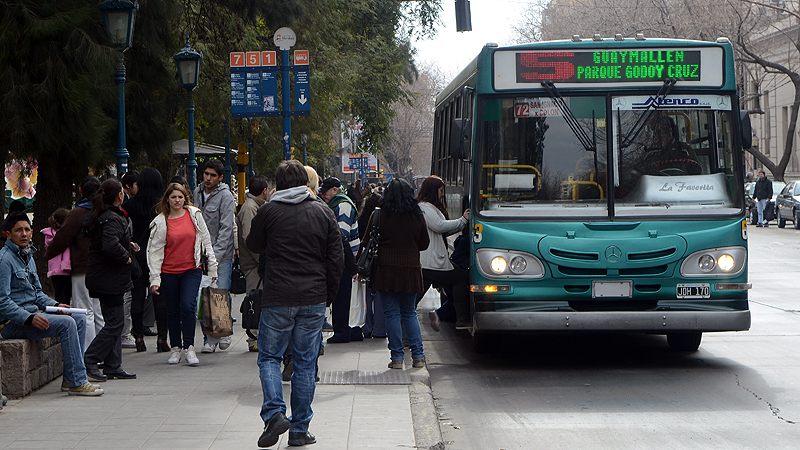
(605, 245, 622, 262)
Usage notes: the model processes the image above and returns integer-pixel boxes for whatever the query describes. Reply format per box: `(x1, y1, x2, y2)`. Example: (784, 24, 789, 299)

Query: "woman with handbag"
(147, 183, 217, 366)
(416, 176, 470, 329)
(360, 179, 430, 369)
(82, 178, 137, 381)
(121, 167, 166, 352)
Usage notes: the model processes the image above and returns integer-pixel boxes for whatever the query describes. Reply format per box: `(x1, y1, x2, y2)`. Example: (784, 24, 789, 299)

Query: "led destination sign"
(515, 50, 702, 84)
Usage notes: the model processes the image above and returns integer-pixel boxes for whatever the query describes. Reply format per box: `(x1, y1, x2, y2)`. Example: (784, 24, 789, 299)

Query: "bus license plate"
(677, 283, 710, 299)
(592, 280, 632, 298)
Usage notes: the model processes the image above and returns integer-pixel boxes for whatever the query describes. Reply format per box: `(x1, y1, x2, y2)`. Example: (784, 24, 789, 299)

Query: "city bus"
(431, 36, 752, 352)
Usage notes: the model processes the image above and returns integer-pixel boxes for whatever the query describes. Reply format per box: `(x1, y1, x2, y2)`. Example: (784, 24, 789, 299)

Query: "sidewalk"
(0, 296, 443, 450)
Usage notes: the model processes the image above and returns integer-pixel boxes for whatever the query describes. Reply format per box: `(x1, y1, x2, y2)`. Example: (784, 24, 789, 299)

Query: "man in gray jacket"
(193, 159, 237, 352)
(237, 175, 269, 352)
(247, 160, 343, 448)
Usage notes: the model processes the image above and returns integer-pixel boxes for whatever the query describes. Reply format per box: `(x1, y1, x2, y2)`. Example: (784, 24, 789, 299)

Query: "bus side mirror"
(740, 111, 752, 150)
(450, 118, 472, 160)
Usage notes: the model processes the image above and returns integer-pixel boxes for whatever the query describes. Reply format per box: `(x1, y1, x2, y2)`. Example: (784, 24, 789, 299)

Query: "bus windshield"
(477, 95, 742, 218)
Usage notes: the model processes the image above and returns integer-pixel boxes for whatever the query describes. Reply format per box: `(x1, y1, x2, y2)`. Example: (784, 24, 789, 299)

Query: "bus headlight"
(718, 254, 735, 272)
(680, 247, 746, 277)
(490, 257, 507, 273)
(698, 254, 716, 272)
(509, 256, 528, 274)
(476, 249, 545, 279)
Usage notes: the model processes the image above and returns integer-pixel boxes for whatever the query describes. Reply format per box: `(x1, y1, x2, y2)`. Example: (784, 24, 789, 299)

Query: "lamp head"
(99, 0, 138, 49)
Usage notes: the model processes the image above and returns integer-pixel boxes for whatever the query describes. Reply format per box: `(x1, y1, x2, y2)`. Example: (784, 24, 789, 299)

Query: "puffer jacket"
(193, 183, 236, 261)
(146, 206, 218, 288)
(418, 202, 467, 271)
(44, 199, 92, 274)
(246, 186, 344, 307)
(84, 206, 134, 297)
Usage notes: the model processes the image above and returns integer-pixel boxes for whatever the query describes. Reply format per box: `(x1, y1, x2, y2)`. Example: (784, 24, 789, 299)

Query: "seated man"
(0, 213, 103, 396)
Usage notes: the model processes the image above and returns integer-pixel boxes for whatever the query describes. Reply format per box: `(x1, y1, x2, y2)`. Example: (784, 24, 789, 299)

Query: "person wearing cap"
(319, 177, 363, 343)
(0, 213, 104, 396)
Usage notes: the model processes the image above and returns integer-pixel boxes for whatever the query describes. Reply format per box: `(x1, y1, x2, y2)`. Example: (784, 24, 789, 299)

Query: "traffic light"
(379, 169, 384, 178)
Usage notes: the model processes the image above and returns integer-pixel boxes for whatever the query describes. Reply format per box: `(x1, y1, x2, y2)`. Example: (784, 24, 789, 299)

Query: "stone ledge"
(0, 337, 62, 399)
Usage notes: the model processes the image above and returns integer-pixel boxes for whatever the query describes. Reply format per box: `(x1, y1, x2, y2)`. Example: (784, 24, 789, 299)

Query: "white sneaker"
(218, 336, 232, 350)
(185, 345, 199, 366)
(201, 342, 216, 353)
(168, 347, 183, 364)
(121, 334, 136, 349)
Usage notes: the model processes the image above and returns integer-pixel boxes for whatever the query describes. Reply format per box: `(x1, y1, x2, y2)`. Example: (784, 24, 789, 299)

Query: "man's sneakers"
(68, 382, 104, 396)
(219, 336, 232, 350)
(201, 342, 217, 353)
(288, 431, 316, 447)
(121, 334, 136, 349)
(168, 347, 183, 364)
(258, 411, 290, 448)
(185, 345, 200, 366)
(247, 338, 258, 352)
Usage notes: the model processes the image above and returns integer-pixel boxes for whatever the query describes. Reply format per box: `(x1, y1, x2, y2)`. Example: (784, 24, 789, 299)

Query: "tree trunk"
(32, 150, 80, 297)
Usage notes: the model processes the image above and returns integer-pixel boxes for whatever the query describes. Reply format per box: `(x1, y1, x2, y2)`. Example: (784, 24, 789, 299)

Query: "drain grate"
(317, 370, 411, 385)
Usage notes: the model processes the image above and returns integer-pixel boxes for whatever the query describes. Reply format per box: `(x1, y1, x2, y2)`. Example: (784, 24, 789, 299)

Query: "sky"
(414, 0, 534, 79)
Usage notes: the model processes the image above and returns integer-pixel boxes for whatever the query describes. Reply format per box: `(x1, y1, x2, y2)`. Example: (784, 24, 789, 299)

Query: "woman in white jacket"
(147, 183, 217, 366)
(416, 176, 471, 329)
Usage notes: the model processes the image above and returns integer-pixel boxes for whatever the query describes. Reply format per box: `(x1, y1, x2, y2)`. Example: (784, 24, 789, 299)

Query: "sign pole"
(282, 48, 291, 160)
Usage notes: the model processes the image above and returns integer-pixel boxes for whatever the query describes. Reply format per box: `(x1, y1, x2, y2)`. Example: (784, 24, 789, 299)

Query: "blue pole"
(282, 49, 291, 160)
(224, 119, 232, 186)
(248, 137, 254, 184)
(115, 53, 129, 176)
(186, 89, 197, 189)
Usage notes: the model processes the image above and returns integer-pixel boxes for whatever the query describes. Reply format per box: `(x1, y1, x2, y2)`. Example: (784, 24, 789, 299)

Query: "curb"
(409, 367, 445, 450)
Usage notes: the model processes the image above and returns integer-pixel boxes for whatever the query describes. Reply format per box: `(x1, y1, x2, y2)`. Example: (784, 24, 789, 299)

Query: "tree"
(515, 0, 800, 181)
(383, 63, 446, 178)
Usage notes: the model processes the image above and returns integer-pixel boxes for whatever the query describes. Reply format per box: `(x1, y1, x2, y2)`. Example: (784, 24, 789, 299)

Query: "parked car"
(777, 181, 800, 228)
(746, 180, 785, 224)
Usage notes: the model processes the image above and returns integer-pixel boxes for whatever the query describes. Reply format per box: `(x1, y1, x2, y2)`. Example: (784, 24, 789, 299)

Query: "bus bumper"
(473, 310, 751, 333)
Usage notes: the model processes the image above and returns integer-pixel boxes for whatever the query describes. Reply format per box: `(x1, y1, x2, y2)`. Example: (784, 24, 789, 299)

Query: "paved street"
(423, 225, 800, 449)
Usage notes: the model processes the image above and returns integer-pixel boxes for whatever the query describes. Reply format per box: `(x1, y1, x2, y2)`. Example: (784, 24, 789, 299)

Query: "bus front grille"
(557, 266, 607, 276)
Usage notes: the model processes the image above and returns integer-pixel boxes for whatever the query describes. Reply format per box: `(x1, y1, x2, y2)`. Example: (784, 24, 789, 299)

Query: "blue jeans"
(1, 313, 88, 387)
(161, 269, 202, 349)
(757, 198, 769, 224)
(258, 303, 325, 433)
(381, 291, 424, 361)
(362, 290, 386, 337)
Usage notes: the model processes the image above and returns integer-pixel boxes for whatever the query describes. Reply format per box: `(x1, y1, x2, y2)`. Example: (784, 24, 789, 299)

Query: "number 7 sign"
(230, 52, 245, 67)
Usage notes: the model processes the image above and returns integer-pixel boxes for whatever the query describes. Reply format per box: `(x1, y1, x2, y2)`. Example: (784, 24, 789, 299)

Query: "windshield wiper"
(540, 82, 596, 153)
(618, 78, 677, 148)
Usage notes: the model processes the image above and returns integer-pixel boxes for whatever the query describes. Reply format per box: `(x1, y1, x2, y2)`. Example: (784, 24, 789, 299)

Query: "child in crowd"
(42, 208, 72, 305)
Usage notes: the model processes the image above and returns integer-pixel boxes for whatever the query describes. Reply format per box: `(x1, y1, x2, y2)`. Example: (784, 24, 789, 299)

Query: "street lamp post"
(99, 0, 138, 176)
(174, 38, 203, 189)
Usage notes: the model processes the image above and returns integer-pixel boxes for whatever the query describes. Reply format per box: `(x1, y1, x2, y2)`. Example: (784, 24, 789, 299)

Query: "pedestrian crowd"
(0, 160, 470, 448)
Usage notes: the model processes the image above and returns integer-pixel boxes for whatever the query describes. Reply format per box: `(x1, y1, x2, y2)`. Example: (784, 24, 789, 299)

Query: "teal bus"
(431, 36, 752, 352)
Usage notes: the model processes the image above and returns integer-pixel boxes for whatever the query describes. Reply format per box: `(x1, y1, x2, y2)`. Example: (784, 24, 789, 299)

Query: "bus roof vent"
(716, 37, 730, 43)
(635, 33, 645, 41)
(571, 35, 581, 42)
(615, 34, 624, 41)
(485, 42, 498, 47)
(593, 34, 602, 41)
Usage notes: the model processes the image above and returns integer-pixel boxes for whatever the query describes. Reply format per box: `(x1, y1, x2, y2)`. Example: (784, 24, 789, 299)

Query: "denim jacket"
(0, 239, 57, 325)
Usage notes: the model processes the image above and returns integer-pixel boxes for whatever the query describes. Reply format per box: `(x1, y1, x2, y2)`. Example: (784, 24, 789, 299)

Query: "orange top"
(161, 212, 199, 274)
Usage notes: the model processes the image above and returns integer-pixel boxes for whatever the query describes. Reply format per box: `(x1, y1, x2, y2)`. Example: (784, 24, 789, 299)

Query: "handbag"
(129, 250, 142, 281)
(348, 279, 367, 328)
(356, 208, 380, 280)
(200, 286, 233, 337)
(230, 257, 247, 294)
(240, 278, 263, 330)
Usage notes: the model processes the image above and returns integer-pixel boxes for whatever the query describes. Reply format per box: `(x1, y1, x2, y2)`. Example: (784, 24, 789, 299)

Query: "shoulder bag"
(356, 208, 380, 281)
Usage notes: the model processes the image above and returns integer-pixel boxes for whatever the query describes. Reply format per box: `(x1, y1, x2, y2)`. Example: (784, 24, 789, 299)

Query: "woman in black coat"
(83, 178, 136, 381)
(122, 167, 166, 352)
